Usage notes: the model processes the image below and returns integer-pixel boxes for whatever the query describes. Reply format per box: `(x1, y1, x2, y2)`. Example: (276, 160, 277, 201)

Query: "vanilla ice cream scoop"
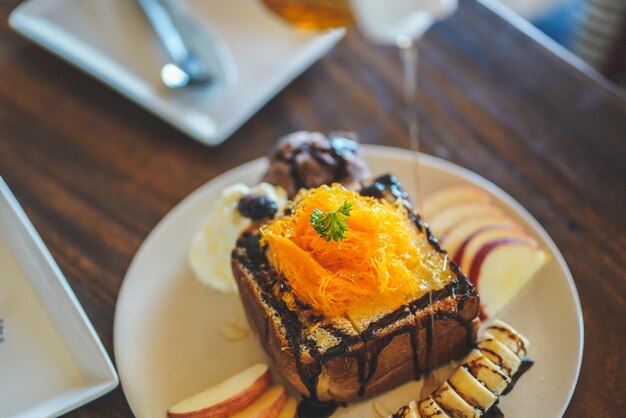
(188, 182, 287, 292)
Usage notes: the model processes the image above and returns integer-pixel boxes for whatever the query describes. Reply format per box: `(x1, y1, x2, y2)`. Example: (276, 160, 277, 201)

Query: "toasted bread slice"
(232, 175, 479, 402)
(233, 232, 365, 401)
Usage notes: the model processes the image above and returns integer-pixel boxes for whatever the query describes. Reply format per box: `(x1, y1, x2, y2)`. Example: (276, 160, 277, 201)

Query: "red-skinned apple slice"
(426, 203, 502, 239)
(458, 228, 536, 273)
(470, 239, 548, 316)
(276, 397, 297, 418)
(168, 364, 270, 418)
(441, 215, 522, 256)
(422, 185, 490, 220)
(231, 385, 287, 418)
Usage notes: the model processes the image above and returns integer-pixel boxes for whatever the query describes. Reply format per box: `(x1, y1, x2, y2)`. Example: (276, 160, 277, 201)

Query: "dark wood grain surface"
(1, 0, 625, 416)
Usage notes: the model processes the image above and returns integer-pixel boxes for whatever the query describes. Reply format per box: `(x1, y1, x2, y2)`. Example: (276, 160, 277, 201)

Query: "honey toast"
(232, 175, 479, 402)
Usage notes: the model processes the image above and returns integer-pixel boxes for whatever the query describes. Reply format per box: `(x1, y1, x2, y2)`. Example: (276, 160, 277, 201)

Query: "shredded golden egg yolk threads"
(260, 184, 451, 317)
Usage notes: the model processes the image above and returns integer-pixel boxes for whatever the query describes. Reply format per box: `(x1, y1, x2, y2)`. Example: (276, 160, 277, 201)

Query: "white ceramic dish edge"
(0, 177, 119, 418)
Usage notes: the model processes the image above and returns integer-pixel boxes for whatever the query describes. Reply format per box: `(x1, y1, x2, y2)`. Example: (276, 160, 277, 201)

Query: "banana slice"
(392, 320, 530, 417)
(389, 400, 420, 418)
(432, 382, 481, 418)
(476, 332, 521, 377)
(449, 366, 498, 412)
(417, 397, 450, 418)
(463, 349, 511, 395)
(487, 320, 529, 359)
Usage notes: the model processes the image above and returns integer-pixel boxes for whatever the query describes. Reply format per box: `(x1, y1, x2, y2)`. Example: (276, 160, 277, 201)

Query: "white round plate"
(114, 145, 583, 418)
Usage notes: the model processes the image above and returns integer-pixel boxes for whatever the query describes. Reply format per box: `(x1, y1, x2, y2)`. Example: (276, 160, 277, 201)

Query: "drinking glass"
(261, 0, 458, 214)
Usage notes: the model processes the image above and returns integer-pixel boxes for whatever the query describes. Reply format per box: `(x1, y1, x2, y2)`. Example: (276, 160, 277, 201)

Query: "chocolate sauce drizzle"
(233, 174, 480, 413)
(483, 358, 534, 417)
(484, 405, 505, 418)
(391, 404, 411, 418)
(502, 358, 534, 395)
(297, 398, 340, 418)
(489, 325, 528, 357)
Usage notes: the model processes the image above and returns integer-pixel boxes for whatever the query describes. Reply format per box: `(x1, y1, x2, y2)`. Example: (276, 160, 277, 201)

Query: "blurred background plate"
(0, 178, 118, 418)
(9, 0, 344, 146)
(114, 146, 583, 418)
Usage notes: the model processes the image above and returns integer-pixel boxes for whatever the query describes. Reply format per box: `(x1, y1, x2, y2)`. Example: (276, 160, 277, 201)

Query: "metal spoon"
(137, 0, 237, 89)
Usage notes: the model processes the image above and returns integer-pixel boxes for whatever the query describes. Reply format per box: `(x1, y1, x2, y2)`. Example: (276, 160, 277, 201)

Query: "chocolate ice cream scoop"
(262, 131, 371, 198)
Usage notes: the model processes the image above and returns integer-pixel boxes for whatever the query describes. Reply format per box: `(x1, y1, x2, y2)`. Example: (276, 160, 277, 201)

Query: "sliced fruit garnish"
(458, 228, 536, 273)
(471, 242, 548, 316)
(231, 385, 287, 418)
(423, 185, 490, 220)
(441, 215, 521, 255)
(427, 203, 502, 239)
(167, 364, 270, 418)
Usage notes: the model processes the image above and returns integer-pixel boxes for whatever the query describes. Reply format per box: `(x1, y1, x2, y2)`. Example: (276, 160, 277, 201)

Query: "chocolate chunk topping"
(262, 131, 371, 198)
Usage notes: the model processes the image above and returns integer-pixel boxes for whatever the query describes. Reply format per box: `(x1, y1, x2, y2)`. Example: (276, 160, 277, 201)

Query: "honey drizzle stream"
(398, 36, 423, 221)
(398, 35, 444, 398)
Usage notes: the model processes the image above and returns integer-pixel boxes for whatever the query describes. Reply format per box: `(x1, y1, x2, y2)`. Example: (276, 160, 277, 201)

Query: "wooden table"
(1, 0, 625, 416)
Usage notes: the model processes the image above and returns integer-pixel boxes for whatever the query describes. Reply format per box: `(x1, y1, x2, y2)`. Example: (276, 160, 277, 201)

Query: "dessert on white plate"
(182, 133, 542, 418)
(114, 135, 582, 418)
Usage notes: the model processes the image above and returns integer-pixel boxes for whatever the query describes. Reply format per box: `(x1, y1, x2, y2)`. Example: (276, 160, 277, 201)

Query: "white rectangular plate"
(0, 178, 118, 418)
(9, 0, 344, 146)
